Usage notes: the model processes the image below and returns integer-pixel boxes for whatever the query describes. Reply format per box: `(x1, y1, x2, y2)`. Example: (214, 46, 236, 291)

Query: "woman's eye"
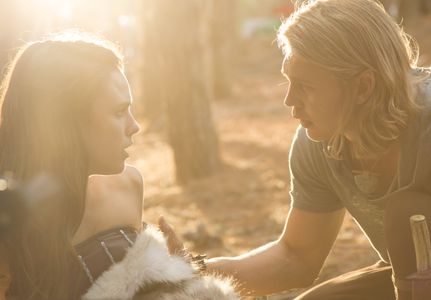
(115, 108, 127, 117)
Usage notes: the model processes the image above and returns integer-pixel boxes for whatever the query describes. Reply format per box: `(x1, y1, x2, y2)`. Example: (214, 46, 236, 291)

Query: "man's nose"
(284, 88, 295, 107)
(284, 91, 291, 107)
(284, 86, 303, 109)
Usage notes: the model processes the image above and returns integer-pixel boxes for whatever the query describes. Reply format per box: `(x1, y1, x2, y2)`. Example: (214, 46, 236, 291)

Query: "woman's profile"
(0, 33, 238, 299)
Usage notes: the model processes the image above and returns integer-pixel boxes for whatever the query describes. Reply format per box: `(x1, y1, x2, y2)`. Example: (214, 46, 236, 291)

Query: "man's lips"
(293, 110, 313, 128)
(299, 119, 313, 128)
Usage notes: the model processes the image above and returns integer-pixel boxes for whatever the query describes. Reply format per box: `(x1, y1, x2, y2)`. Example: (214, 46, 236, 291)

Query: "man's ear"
(355, 69, 375, 105)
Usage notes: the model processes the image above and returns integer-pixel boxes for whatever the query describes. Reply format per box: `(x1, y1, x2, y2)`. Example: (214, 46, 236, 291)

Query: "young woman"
(160, 1, 431, 299)
(0, 34, 238, 299)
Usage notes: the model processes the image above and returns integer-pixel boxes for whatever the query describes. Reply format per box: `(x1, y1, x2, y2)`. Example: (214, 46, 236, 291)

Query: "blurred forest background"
(1, 0, 431, 298)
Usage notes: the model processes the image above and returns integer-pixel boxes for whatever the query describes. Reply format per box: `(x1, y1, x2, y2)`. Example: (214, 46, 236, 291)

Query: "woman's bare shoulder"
(74, 166, 144, 244)
(123, 165, 144, 192)
(88, 165, 142, 191)
(122, 165, 144, 212)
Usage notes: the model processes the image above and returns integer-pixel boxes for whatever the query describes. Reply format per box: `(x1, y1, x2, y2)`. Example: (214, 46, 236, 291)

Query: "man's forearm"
(206, 240, 316, 296)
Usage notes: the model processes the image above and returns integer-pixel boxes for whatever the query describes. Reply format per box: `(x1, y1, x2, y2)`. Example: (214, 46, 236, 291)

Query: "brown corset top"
(73, 225, 140, 297)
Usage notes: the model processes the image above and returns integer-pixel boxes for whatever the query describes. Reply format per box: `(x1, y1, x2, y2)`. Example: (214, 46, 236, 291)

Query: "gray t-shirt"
(289, 77, 431, 262)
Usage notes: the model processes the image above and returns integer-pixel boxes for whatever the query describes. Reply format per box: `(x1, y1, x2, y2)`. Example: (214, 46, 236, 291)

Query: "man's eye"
(296, 83, 313, 94)
(291, 82, 305, 93)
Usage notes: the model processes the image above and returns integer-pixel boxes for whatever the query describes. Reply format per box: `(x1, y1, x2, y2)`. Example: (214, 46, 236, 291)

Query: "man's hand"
(158, 216, 187, 256)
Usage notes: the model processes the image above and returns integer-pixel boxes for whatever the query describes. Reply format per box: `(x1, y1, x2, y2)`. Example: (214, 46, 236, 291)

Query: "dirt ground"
(127, 19, 431, 299)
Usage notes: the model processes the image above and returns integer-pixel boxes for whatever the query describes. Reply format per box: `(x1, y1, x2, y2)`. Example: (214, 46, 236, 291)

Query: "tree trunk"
(140, 0, 221, 184)
(209, 0, 237, 99)
(398, 0, 421, 26)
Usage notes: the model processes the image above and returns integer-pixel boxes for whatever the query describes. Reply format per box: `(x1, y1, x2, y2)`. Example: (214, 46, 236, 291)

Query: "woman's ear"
(355, 69, 375, 105)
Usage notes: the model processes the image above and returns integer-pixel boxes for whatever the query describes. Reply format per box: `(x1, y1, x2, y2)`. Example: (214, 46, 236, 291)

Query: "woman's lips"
(123, 143, 132, 158)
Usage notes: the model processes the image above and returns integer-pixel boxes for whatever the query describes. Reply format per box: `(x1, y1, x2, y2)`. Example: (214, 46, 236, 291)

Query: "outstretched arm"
(160, 206, 345, 296)
(205, 207, 345, 296)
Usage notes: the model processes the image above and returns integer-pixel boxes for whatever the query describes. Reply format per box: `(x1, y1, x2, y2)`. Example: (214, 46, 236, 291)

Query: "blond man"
(162, 1, 431, 299)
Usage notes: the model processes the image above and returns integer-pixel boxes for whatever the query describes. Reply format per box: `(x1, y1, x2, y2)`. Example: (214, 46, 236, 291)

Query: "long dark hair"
(0, 33, 123, 299)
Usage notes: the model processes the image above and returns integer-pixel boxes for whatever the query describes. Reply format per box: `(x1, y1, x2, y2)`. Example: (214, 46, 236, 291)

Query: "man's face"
(282, 55, 348, 141)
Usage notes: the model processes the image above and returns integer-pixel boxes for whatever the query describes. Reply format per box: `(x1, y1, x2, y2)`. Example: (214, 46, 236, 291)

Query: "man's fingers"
(159, 216, 177, 240)
(158, 216, 172, 234)
(158, 216, 185, 255)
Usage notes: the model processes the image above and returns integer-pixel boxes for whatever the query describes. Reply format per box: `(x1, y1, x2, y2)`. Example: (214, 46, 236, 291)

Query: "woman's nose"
(127, 114, 141, 137)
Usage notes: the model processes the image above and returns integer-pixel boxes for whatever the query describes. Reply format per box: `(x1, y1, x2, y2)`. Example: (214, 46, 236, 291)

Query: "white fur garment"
(82, 226, 239, 300)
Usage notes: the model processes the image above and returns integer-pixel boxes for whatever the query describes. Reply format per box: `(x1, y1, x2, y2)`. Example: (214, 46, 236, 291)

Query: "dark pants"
(295, 190, 431, 300)
(293, 261, 395, 300)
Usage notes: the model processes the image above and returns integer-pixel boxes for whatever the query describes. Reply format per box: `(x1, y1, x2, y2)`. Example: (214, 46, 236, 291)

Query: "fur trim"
(83, 226, 239, 300)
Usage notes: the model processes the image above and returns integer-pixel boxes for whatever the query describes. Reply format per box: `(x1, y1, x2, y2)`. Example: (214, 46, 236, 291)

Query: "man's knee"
(384, 190, 431, 279)
(385, 190, 431, 231)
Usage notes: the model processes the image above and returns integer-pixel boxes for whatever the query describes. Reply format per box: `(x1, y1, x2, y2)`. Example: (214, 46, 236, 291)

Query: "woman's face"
(282, 55, 348, 141)
(82, 70, 140, 175)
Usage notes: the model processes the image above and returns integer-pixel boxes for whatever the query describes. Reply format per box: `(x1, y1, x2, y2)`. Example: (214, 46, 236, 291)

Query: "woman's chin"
(109, 163, 126, 175)
(88, 163, 125, 176)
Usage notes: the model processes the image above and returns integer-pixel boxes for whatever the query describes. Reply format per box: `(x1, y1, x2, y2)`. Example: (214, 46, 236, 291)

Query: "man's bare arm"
(206, 207, 346, 295)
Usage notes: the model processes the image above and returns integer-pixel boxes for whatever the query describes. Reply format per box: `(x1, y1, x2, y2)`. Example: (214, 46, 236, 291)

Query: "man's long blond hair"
(278, 0, 427, 160)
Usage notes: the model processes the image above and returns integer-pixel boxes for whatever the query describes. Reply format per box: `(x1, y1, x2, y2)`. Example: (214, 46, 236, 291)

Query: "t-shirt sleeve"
(289, 127, 343, 212)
